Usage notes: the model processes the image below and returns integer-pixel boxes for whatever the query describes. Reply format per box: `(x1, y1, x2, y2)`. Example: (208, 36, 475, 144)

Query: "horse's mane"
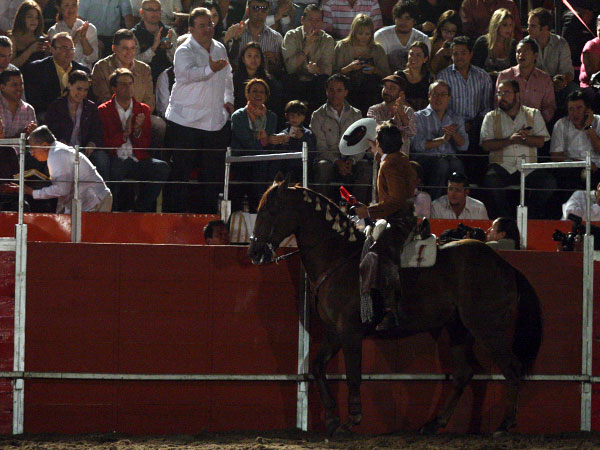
(258, 182, 365, 245)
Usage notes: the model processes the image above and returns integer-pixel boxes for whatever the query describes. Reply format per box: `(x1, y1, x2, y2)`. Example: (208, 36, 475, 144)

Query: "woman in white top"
(47, 0, 98, 69)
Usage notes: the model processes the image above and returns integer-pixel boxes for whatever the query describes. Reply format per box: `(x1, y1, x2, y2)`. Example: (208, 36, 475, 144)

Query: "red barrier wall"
(0, 243, 584, 435)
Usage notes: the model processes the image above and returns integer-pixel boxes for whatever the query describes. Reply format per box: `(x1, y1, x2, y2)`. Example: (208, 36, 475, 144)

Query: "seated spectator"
(44, 70, 108, 180)
(0, 0, 26, 36)
(396, 41, 432, 111)
(366, 73, 416, 154)
(310, 73, 370, 202)
(527, 8, 575, 110)
(263, 0, 302, 36)
(48, 0, 99, 70)
(550, 90, 600, 190)
(231, 77, 282, 205)
(481, 79, 555, 219)
(579, 14, 600, 92)
(22, 32, 90, 120)
(412, 79, 468, 199)
(429, 10, 460, 75)
(496, 37, 556, 124)
(437, 35, 493, 182)
(486, 216, 520, 249)
(334, 14, 390, 115)
(374, 0, 430, 72)
(131, 0, 184, 28)
(78, 0, 135, 58)
(97, 68, 170, 212)
(411, 160, 431, 218)
(0, 68, 37, 140)
(562, 1, 598, 70)
(460, 0, 522, 41)
(430, 171, 488, 219)
(132, 0, 178, 84)
(92, 29, 165, 148)
(205, 1, 226, 42)
(472, 8, 517, 78)
(277, 99, 316, 182)
(9, 0, 50, 68)
(282, 4, 334, 115)
(233, 42, 283, 120)
(562, 182, 600, 221)
(0, 36, 19, 74)
(322, 0, 383, 40)
(155, 65, 174, 118)
(415, 0, 450, 36)
(8, 125, 112, 213)
(226, 0, 283, 77)
(204, 219, 231, 244)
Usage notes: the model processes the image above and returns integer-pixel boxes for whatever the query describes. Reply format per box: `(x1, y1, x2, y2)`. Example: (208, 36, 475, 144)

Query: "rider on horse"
(355, 121, 417, 331)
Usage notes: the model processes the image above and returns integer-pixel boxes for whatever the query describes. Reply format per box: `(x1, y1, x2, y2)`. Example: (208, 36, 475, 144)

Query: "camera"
(552, 214, 600, 251)
(439, 223, 486, 244)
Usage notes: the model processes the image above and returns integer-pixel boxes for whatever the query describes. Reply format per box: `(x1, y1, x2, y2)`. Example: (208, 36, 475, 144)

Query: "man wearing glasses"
(227, 0, 283, 75)
(132, 0, 178, 83)
(22, 32, 90, 121)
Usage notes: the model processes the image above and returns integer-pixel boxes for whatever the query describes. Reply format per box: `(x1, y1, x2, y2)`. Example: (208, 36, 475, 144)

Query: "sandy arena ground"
(2, 430, 600, 450)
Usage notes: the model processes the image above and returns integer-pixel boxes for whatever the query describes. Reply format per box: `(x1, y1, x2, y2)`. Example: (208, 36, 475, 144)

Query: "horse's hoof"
(325, 417, 340, 438)
(419, 419, 440, 435)
(332, 421, 354, 439)
(493, 429, 509, 438)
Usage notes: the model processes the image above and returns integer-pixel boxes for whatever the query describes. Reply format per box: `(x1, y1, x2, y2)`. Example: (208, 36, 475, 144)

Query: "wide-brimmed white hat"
(339, 118, 377, 156)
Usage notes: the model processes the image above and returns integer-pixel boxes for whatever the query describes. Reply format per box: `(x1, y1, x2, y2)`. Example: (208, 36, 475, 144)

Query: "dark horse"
(248, 179, 543, 436)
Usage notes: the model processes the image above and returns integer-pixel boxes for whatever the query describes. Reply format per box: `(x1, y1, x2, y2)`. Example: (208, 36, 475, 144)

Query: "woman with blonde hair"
(429, 10, 461, 75)
(9, 0, 49, 67)
(334, 14, 390, 114)
(472, 8, 517, 77)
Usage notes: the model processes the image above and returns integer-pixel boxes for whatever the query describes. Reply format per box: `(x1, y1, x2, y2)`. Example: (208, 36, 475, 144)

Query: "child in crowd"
(273, 100, 316, 183)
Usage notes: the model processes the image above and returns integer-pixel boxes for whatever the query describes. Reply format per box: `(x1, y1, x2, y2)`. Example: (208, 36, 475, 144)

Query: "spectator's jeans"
(313, 159, 372, 204)
(412, 153, 465, 200)
(482, 163, 556, 219)
(110, 156, 170, 212)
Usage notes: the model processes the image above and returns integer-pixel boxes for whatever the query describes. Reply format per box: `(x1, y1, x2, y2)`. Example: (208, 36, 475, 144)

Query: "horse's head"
(249, 177, 299, 265)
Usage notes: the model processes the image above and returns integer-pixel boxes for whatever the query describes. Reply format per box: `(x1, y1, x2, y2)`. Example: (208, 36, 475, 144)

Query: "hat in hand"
(339, 118, 377, 156)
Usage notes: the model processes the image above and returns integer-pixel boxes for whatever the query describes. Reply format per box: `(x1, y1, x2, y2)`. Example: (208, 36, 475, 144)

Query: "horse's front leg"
(311, 330, 342, 436)
(339, 330, 363, 434)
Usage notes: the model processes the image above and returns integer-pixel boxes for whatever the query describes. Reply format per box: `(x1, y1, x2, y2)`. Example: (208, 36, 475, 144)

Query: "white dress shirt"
(32, 141, 111, 213)
(550, 115, 600, 167)
(562, 190, 600, 221)
(430, 195, 489, 219)
(48, 19, 99, 70)
(166, 36, 234, 131)
(115, 100, 136, 160)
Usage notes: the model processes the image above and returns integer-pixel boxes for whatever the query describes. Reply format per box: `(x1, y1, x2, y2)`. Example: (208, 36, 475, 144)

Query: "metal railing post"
(71, 145, 82, 243)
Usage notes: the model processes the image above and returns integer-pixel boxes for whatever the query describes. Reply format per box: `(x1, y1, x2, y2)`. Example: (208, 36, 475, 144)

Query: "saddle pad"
(400, 234, 437, 268)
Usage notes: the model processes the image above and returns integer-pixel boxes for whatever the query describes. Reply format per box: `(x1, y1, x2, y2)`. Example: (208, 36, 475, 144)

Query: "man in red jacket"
(98, 68, 170, 211)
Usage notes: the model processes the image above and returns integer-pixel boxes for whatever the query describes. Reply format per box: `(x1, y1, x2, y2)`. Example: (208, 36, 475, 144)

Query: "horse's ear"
(273, 172, 285, 184)
(277, 176, 289, 197)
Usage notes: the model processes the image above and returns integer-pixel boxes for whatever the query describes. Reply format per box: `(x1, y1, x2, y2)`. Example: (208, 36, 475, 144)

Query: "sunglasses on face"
(250, 5, 269, 11)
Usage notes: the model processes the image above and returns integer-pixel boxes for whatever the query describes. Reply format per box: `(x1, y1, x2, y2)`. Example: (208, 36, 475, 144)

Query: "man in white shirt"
(550, 90, 600, 190)
(562, 183, 600, 221)
(373, 1, 430, 72)
(165, 7, 234, 213)
(12, 126, 112, 213)
(480, 79, 555, 219)
(431, 172, 488, 220)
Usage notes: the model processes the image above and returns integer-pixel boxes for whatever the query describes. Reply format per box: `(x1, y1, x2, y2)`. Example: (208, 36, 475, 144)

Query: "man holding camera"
(480, 79, 554, 219)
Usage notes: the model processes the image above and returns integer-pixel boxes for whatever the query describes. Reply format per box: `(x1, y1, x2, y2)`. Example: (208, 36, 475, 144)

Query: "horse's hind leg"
(311, 330, 342, 436)
(421, 322, 474, 434)
(340, 331, 364, 432)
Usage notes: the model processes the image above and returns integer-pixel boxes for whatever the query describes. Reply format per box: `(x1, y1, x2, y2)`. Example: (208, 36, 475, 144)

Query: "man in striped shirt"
(322, 0, 383, 40)
(437, 36, 493, 182)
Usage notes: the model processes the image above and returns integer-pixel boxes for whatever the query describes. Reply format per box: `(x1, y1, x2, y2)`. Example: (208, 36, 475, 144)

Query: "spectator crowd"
(0, 0, 599, 220)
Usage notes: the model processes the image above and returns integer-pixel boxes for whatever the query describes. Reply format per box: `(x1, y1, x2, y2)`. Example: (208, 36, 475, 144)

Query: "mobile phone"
(37, 35, 47, 42)
(523, 126, 532, 131)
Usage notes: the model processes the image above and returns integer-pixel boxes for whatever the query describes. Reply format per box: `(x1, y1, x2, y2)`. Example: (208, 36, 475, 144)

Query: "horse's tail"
(512, 269, 543, 374)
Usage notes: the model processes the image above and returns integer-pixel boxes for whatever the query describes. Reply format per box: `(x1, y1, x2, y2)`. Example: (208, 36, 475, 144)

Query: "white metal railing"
(517, 154, 593, 431)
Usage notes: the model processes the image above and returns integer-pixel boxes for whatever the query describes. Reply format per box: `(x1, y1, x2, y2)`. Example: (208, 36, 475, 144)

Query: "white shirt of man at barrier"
(10, 127, 112, 213)
(562, 183, 600, 221)
(430, 175, 488, 219)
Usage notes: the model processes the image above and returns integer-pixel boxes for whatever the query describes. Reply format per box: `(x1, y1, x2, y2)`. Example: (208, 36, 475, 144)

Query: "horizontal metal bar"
(0, 238, 16, 251)
(226, 152, 303, 163)
(520, 161, 588, 171)
(0, 139, 23, 146)
(0, 372, 590, 383)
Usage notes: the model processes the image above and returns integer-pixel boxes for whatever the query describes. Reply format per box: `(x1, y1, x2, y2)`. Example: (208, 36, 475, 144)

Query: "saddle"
(365, 218, 437, 268)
